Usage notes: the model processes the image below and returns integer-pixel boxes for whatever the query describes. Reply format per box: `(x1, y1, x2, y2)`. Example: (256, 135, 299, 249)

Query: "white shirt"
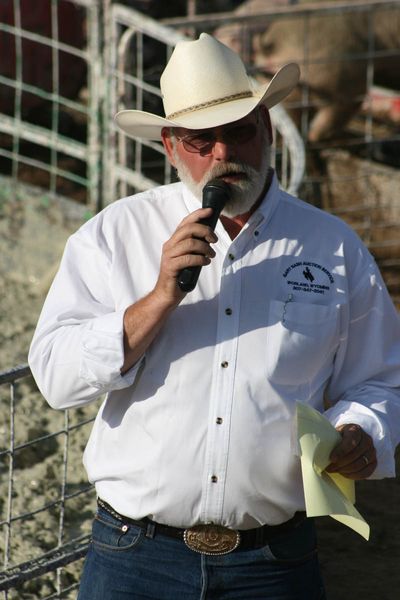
(29, 175, 400, 529)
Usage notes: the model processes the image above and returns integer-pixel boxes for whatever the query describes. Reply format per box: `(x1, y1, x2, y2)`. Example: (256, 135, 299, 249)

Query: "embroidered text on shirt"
(282, 261, 334, 296)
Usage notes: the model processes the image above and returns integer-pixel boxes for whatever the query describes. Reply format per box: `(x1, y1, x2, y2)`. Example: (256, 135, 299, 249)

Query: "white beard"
(171, 133, 272, 218)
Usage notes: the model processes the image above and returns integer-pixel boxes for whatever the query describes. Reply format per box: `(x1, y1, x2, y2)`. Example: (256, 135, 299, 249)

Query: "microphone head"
(202, 178, 231, 211)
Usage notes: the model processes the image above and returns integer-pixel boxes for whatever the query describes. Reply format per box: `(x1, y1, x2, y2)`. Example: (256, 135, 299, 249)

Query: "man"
(29, 34, 400, 599)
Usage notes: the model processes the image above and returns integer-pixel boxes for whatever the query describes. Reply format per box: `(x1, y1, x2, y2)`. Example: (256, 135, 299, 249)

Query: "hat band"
(166, 91, 253, 121)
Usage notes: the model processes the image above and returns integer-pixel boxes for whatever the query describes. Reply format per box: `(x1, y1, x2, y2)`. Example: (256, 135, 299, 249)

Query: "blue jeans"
(77, 506, 326, 599)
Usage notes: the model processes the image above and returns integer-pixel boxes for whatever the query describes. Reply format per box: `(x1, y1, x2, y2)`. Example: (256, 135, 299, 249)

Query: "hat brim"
(115, 63, 300, 140)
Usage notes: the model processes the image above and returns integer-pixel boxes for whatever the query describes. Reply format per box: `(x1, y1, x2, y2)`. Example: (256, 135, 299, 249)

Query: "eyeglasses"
(174, 119, 259, 155)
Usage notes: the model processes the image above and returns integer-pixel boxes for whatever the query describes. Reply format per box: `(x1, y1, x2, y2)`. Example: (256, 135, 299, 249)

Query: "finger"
(160, 241, 215, 283)
(328, 424, 362, 463)
(170, 253, 212, 273)
(327, 433, 374, 471)
(166, 237, 216, 261)
(176, 208, 219, 242)
(329, 442, 376, 473)
(168, 221, 218, 246)
(333, 454, 377, 476)
(329, 456, 377, 480)
(157, 252, 213, 293)
(176, 207, 213, 229)
(326, 424, 377, 479)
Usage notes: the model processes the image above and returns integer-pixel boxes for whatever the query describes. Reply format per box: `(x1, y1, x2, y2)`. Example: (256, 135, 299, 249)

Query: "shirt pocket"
(266, 300, 340, 386)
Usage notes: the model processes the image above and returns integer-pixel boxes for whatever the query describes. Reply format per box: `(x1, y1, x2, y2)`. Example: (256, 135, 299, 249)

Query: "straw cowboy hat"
(115, 33, 300, 140)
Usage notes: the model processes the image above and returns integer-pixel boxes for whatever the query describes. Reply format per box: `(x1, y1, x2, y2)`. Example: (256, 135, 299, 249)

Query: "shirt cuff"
(80, 310, 144, 392)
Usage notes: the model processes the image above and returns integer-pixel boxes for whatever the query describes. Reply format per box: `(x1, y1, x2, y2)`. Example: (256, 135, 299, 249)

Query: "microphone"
(177, 178, 231, 292)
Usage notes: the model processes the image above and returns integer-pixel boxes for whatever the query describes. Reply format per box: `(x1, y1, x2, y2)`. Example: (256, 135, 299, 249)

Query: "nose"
(212, 138, 235, 161)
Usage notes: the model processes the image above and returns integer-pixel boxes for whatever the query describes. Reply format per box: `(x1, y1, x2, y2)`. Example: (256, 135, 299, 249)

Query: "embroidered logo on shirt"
(282, 261, 334, 295)
(303, 267, 315, 282)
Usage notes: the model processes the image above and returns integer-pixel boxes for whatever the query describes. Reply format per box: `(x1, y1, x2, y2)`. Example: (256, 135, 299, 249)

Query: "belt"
(97, 498, 307, 556)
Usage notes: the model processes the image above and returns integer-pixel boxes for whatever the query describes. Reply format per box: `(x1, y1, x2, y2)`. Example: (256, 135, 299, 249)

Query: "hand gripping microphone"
(177, 178, 231, 293)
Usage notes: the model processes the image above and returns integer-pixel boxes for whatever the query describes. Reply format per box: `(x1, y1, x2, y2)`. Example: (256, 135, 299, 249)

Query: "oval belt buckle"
(184, 524, 241, 555)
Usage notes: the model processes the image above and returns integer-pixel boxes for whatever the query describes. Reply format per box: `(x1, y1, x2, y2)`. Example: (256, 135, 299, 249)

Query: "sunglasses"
(174, 118, 259, 155)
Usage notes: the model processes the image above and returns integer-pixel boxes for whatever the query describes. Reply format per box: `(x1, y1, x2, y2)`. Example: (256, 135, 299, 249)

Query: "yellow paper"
(296, 402, 370, 540)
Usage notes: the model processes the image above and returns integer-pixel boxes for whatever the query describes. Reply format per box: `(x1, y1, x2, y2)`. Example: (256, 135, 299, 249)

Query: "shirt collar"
(247, 170, 280, 229)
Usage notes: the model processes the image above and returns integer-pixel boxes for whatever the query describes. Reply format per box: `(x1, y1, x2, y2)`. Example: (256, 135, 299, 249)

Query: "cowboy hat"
(115, 32, 300, 140)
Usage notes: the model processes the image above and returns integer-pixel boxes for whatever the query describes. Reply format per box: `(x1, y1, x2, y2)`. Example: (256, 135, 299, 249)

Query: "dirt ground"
(0, 181, 399, 599)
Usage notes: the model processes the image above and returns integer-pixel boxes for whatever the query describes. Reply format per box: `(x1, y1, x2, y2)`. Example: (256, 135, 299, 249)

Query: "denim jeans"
(77, 506, 326, 600)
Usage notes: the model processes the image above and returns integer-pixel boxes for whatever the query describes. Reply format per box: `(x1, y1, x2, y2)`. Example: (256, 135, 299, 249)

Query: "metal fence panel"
(0, 365, 96, 599)
(0, 0, 102, 215)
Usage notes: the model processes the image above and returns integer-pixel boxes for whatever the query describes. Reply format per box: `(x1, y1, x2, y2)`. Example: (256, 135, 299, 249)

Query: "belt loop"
(146, 522, 156, 539)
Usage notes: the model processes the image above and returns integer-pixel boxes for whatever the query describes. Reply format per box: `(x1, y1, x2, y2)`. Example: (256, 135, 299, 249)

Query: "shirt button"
(121, 525, 128, 533)
(211, 475, 218, 483)
(225, 308, 232, 315)
(216, 417, 223, 425)
(228, 253, 235, 260)
(254, 230, 259, 237)
(221, 361, 228, 368)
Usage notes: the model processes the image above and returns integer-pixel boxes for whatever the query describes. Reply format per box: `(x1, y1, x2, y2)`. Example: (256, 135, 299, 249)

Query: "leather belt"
(97, 498, 307, 556)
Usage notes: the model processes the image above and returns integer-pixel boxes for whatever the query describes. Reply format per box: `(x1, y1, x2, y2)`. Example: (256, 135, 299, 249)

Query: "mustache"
(205, 161, 256, 181)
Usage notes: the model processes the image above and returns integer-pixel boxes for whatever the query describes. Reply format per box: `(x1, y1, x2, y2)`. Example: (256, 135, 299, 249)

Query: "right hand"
(154, 207, 218, 307)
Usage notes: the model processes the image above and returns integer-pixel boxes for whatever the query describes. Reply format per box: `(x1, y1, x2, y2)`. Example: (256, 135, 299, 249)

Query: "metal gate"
(0, 0, 102, 215)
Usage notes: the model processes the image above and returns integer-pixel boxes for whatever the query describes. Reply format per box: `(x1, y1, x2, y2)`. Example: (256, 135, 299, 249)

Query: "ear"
(259, 105, 273, 145)
(161, 127, 176, 167)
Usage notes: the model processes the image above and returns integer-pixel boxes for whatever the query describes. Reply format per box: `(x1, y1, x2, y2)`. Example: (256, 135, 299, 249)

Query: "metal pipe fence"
(0, 365, 97, 599)
(0, 0, 102, 216)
